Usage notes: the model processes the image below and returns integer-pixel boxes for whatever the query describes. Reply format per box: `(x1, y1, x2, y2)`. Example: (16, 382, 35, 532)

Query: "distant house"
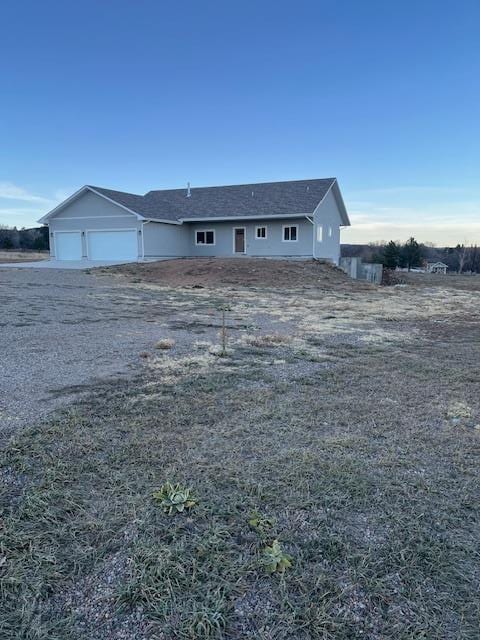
(38, 178, 350, 264)
(426, 261, 448, 274)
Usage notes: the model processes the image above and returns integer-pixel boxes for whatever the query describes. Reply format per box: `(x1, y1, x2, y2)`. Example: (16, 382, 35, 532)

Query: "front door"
(234, 228, 246, 254)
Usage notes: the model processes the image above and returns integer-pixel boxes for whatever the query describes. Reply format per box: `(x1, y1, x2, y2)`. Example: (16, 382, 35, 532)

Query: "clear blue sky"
(1, 0, 479, 244)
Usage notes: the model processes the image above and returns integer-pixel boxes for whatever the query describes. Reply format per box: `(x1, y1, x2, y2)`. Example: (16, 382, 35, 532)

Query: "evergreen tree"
(32, 236, 47, 250)
(382, 241, 400, 269)
(401, 237, 422, 271)
(1, 236, 14, 250)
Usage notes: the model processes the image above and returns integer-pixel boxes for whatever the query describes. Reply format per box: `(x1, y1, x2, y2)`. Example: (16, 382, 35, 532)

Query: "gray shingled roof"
(89, 178, 346, 223)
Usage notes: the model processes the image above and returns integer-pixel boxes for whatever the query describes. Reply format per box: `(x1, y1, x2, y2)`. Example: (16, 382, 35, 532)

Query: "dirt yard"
(1, 260, 479, 639)
(110, 257, 374, 291)
(0, 250, 49, 263)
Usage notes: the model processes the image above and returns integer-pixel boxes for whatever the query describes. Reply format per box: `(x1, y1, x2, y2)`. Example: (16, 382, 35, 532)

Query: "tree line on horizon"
(0, 225, 49, 252)
(342, 238, 480, 273)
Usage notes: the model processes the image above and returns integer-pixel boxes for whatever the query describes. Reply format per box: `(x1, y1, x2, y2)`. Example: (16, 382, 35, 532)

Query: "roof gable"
(38, 186, 145, 223)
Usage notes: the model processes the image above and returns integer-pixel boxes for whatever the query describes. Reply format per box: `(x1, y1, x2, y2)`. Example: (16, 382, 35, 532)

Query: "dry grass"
(243, 333, 291, 348)
(1, 265, 479, 639)
(402, 271, 480, 292)
(155, 338, 176, 350)
(0, 250, 49, 263)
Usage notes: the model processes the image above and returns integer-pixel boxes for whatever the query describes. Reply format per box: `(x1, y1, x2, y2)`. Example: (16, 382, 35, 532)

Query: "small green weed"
(153, 482, 197, 515)
(248, 512, 276, 537)
(262, 540, 293, 574)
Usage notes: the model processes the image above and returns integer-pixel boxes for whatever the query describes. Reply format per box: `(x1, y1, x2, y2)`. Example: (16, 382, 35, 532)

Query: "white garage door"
(87, 230, 138, 261)
(55, 232, 82, 260)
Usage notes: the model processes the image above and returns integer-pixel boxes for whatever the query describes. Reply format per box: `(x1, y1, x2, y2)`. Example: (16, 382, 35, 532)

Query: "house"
(38, 178, 350, 264)
(426, 261, 448, 274)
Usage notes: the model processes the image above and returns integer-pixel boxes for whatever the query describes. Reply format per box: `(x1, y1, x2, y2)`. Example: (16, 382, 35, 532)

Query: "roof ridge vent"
(186, 182, 191, 198)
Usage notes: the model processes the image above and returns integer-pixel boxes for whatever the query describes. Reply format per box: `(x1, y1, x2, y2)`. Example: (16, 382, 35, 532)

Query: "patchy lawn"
(1, 264, 479, 639)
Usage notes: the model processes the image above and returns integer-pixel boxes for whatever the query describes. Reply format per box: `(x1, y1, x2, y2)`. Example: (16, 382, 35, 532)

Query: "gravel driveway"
(0, 268, 191, 433)
(0, 265, 333, 436)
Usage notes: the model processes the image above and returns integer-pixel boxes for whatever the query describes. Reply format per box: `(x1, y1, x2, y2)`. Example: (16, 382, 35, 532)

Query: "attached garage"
(41, 188, 144, 262)
(55, 231, 82, 261)
(87, 229, 138, 261)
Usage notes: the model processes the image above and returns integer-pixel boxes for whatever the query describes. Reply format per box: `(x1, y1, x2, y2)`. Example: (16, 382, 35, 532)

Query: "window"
(195, 230, 215, 245)
(255, 226, 267, 239)
(317, 225, 323, 242)
(283, 225, 298, 242)
(328, 226, 333, 238)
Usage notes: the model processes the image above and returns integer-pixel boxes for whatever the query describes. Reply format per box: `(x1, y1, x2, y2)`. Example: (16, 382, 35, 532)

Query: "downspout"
(305, 216, 315, 259)
(141, 220, 150, 260)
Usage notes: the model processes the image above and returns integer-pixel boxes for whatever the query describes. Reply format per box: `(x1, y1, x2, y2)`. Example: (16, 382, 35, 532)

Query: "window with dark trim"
(196, 230, 215, 245)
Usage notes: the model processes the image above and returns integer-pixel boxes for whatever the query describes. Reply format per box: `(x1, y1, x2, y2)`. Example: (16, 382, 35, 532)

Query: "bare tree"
(455, 244, 468, 273)
(469, 245, 480, 273)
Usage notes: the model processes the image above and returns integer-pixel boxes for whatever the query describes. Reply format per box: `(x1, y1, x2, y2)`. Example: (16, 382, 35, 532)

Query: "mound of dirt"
(108, 258, 373, 291)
